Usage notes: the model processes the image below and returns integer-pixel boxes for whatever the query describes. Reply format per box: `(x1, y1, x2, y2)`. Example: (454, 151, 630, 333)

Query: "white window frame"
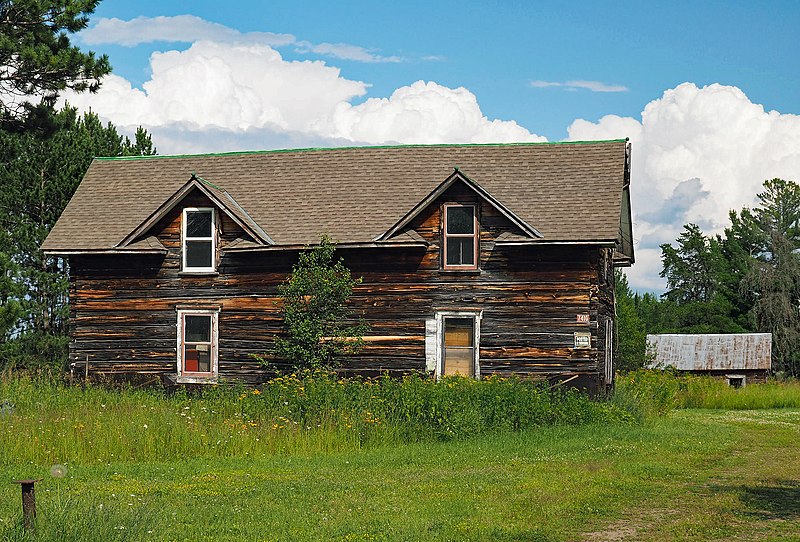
(442, 204, 479, 270)
(433, 310, 482, 379)
(605, 319, 614, 384)
(176, 309, 219, 384)
(182, 207, 217, 273)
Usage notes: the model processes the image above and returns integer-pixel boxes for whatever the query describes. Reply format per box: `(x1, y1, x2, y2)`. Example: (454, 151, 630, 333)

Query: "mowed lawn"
(2, 408, 800, 541)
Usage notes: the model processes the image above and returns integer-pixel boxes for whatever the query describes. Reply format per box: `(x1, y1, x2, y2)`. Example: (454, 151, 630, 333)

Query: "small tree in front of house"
(274, 236, 368, 370)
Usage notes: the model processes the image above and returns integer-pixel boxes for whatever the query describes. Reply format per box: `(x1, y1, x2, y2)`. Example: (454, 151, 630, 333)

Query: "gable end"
(116, 175, 273, 248)
(377, 168, 543, 243)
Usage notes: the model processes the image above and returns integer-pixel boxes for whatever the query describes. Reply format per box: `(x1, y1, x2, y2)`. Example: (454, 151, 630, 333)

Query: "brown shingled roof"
(41, 140, 631, 253)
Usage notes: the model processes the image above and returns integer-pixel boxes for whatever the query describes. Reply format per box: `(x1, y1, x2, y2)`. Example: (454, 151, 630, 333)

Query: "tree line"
(0, 0, 156, 367)
(616, 178, 800, 376)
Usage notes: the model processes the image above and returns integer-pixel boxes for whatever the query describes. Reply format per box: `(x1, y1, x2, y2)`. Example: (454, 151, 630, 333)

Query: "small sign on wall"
(574, 332, 591, 349)
(576, 314, 590, 323)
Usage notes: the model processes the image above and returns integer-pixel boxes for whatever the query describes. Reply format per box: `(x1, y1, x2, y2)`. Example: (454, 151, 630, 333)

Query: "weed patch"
(0, 372, 632, 465)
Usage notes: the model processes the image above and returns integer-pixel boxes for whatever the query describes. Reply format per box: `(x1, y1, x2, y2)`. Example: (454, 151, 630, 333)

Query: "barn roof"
(646, 333, 772, 371)
(41, 139, 633, 262)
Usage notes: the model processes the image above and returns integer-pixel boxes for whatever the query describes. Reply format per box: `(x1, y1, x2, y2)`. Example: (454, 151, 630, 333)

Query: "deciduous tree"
(614, 270, 648, 371)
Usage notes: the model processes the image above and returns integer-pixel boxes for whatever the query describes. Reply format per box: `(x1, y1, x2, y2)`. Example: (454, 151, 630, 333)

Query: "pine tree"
(0, 0, 111, 126)
(0, 107, 156, 367)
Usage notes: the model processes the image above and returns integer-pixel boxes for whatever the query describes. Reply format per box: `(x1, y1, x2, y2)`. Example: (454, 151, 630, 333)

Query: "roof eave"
(223, 241, 429, 253)
(495, 239, 617, 247)
(42, 249, 168, 256)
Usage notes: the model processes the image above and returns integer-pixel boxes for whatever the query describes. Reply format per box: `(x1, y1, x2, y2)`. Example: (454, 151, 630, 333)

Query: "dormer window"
(182, 208, 216, 272)
(443, 204, 478, 269)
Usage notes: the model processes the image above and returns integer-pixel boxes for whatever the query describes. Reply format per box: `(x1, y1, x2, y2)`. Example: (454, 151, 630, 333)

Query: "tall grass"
(2, 497, 155, 542)
(614, 369, 800, 412)
(0, 371, 633, 466)
(676, 377, 800, 409)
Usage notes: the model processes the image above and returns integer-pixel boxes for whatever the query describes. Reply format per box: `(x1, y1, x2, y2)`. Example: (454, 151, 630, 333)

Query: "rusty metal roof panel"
(646, 333, 772, 371)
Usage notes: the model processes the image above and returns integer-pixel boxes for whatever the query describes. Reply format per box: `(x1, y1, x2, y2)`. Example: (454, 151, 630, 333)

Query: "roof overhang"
(43, 248, 168, 256)
(223, 241, 429, 253)
(44, 235, 168, 256)
(376, 168, 543, 242)
(494, 239, 617, 247)
(616, 142, 635, 265)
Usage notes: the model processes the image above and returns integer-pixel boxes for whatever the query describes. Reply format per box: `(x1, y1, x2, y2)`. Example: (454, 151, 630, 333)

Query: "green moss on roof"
(94, 139, 629, 161)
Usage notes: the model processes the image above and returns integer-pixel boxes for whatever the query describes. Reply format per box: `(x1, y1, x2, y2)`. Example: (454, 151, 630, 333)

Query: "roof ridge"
(93, 139, 629, 162)
(190, 172, 224, 191)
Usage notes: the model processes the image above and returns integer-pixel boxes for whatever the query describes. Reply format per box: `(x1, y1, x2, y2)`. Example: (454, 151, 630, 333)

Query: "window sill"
(438, 269, 482, 276)
(176, 375, 218, 384)
(178, 271, 219, 277)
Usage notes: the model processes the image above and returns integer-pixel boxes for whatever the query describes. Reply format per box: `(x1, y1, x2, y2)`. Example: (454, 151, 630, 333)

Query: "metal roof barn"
(646, 333, 772, 372)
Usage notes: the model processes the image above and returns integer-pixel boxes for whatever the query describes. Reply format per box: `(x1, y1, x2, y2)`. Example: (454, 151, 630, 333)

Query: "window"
(177, 309, 218, 383)
(443, 204, 478, 269)
(427, 311, 482, 378)
(182, 208, 216, 272)
(726, 375, 746, 388)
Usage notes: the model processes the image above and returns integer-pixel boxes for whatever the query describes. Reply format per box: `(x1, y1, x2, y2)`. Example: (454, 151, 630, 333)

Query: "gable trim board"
(377, 168, 542, 243)
(116, 175, 273, 249)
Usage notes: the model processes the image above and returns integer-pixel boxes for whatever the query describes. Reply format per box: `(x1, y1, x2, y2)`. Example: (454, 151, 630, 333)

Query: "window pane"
(184, 344, 211, 373)
(185, 315, 211, 343)
(186, 211, 212, 237)
(446, 237, 475, 266)
(446, 207, 474, 234)
(186, 241, 213, 268)
(444, 347, 474, 377)
(445, 318, 474, 347)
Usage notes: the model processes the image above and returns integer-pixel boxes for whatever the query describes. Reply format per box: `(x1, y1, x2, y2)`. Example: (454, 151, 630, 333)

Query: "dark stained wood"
(67, 184, 619, 392)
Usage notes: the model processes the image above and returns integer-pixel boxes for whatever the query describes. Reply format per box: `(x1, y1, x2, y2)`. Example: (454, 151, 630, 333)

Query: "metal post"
(13, 479, 41, 530)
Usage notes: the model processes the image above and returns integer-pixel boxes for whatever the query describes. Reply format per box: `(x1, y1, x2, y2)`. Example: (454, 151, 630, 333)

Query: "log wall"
(68, 186, 616, 391)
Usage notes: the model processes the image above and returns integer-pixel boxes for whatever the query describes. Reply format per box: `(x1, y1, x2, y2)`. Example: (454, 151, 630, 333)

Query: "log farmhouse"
(42, 140, 634, 393)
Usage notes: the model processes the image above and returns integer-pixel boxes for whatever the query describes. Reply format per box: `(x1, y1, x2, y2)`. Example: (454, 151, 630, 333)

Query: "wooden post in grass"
(13, 479, 41, 530)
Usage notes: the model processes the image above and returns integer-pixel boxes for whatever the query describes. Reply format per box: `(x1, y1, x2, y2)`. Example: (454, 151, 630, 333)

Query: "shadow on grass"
(740, 480, 800, 520)
(708, 479, 800, 520)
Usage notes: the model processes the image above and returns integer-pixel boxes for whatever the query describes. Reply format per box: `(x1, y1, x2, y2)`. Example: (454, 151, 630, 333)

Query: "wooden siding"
(68, 185, 613, 391)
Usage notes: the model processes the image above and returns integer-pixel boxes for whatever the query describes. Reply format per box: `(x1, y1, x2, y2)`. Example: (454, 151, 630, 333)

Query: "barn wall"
(68, 185, 609, 389)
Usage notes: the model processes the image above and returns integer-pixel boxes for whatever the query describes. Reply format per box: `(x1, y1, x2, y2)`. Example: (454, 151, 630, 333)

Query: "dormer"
(115, 173, 273, 273)
(376, 168, 543, 271)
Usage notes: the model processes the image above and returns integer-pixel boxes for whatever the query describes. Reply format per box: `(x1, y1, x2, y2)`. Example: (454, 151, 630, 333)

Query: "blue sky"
(60, 0, 800, 291)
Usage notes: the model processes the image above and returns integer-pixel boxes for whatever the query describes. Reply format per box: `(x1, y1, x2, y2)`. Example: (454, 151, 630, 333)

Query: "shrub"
(273, 236, 368, 370)
(612, 369, 683, 420)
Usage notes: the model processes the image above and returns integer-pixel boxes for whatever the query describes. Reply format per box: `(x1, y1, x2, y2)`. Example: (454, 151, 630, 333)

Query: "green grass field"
(1, 373, 800, 541)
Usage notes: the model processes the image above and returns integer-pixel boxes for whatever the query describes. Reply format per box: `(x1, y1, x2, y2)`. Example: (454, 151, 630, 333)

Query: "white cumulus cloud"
(60, 41, 545, 152)
(63, 41, 368, 135)
(568, 82, 800, 291)
(321, 81, 546, 144)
